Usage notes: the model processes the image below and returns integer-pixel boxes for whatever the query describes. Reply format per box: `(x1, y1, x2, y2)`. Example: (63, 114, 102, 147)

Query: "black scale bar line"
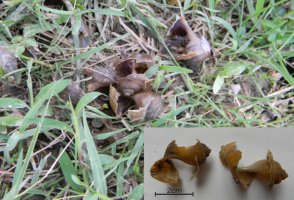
(155, 192, 194, 197)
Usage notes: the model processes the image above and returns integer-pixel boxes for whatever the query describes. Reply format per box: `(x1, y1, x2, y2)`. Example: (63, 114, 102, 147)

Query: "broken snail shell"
(150, 157, 181, 185)
(116, 73, 151, 97)
(219, 142, 242, 181)
(0, 47, 18, 84)
(128, 91, 165, 122)
(114, 53, 153, 78)
(238, 150, 288, 190)
(84, 66, 116, 92)
(114, 53, 153, 96)
(164, 140, 211, 169)
(60, 82, 85, 105)
(220, 142, 288, 190)
(109, 85, 134, 116)
(167, 17, 212, 71)
(167, 0, 183, 6)
(150, 139, 211, 185)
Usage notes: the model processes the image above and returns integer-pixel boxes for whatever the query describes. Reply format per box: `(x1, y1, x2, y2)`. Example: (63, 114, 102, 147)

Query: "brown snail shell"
(84, 66, 116, 92)
(116, 74, 151, 97)
(164, 140, 211, 168)
(128, 91, 164, 122)
(150, 157, 181, 185)
(166, 17, 212, 72)
(0, 47, 18, 84)
(220, 142, 288, 190)
(60, 82, 84, 105)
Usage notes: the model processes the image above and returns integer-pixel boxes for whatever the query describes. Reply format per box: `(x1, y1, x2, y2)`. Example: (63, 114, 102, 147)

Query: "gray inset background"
(144, 128, 294, 200)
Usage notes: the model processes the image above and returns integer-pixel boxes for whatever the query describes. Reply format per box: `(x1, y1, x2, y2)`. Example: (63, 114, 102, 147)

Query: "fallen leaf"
(166, 17, 212, 71)
(150, 157, 181, 185)
(164, 140, 211, 169)
(109, 85, 120, 115)
(84, 66, 116, 92)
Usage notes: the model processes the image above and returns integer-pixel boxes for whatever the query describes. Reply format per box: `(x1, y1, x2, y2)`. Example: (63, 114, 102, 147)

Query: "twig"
(266, 86, 294, 98)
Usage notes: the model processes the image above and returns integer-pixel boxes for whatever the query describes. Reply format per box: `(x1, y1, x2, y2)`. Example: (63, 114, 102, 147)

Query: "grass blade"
(126, 132, 144, 172)
(159, 65, 193, 74)
(3, 99, 51, 200)
(75, 92, 102, 114)
(127, 183, 144, 200)
(0, 98, 28, 109)
(83, 110, 107, 195)
(59, 151, 84, 192)
(20, 79, 70, 132)
(211, 16, 237, 41)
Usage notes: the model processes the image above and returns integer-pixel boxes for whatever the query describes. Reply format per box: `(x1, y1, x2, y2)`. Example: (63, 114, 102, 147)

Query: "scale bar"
(155, 192, 194, 197)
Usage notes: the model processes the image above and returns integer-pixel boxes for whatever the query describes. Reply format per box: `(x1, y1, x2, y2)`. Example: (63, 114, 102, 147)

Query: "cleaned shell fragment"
(238, 151, 288, 189)
(164, 140, 211, 169)
(219, 142, 242, 180)
(150, 157, 181, 185)
(220, 142, 288, 190)
(150, 139, 211, 184)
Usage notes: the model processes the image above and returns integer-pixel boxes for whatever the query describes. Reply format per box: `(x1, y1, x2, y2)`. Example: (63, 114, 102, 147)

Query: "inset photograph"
(144, 128, 293, 200)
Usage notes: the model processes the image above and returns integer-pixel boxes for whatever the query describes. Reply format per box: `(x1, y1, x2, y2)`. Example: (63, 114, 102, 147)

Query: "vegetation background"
(0, 0, 293, 199)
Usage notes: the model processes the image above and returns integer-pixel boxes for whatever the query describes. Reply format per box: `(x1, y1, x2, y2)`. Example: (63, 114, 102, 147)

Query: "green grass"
(0, 0, 293, 199)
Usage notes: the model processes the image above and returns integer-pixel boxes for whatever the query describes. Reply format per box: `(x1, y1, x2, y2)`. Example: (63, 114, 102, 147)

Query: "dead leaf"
(128, 91, 165, 122)
(220, 142, 288, 190)
(166, 17, 212, 71)
(84, 66, 116, 92)
(60, 82, 85, 105)
(164, 140, 211, 170)
(109, 85, 120, 115)
(150, 157, 181, 185)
